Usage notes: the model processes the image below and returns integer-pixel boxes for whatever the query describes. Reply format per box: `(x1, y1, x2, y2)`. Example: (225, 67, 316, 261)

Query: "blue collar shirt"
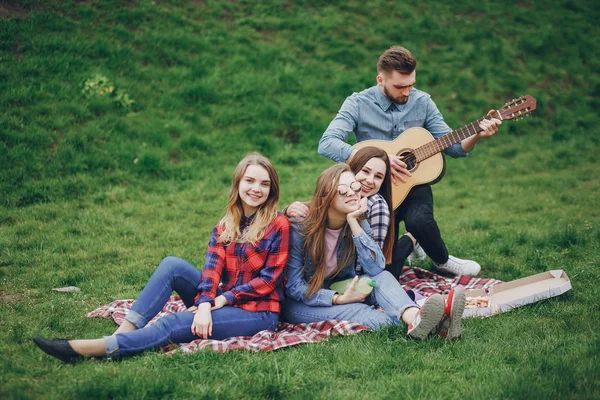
(318, 85, 469, 163)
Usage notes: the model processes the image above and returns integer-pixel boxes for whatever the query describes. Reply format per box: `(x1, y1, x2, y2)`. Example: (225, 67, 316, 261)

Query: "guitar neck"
(414, 116, 491, 162)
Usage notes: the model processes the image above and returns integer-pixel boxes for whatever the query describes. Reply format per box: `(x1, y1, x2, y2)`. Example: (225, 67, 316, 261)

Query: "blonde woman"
(34, 153, 290, 363)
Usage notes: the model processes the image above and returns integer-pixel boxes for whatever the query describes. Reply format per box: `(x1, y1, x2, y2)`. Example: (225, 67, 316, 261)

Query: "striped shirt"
(194, 213, 290, 313)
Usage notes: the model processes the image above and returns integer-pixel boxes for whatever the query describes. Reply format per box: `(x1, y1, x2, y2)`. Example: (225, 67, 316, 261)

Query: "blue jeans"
(281, 270, 416, 330)
(104, 256, 278, 359)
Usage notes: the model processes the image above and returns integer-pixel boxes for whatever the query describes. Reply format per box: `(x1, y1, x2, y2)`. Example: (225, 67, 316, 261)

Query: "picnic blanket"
(87, 297, 369, 353)
(399, 265, 502, 298)
(87, 266, 502, 354)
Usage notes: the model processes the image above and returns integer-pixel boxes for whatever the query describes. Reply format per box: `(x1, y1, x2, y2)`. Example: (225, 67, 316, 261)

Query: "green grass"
(1, 0, 599, 398)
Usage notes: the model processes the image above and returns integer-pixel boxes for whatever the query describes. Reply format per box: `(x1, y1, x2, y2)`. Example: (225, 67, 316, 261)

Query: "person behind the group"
(348, 146, 423, 276)
(281, 163, 465, 340)
(318, 46, 502, 276)
(33, 153, 290, 363)
(285, 146, 418, 277)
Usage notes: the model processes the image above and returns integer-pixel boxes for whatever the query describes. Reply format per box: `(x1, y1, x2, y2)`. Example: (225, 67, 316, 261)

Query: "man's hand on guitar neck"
(461, 109, 502, 153)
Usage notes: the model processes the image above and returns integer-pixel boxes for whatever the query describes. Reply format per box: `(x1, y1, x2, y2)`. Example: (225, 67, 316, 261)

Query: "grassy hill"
(1, 0, 599, 398)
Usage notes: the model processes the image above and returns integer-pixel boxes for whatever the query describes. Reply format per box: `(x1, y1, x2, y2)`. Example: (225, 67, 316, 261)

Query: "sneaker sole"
(446, 288, 466, 341)
(407, 294, 445, 340)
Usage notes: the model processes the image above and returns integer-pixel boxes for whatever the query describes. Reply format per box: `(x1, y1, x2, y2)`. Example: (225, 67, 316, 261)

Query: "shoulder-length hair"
(301, 163, 357, 297)
(218, 153, 279, 244)
(348, 146, 395, 263)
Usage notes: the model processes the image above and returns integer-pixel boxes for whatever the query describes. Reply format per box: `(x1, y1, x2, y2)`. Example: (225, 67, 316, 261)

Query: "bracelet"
(332, 294, 339, 305)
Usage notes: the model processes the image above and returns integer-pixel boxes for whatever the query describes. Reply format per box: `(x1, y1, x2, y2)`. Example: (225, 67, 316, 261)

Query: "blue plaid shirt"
(355, 193, 390, 275)
(366, 193, 390, 252)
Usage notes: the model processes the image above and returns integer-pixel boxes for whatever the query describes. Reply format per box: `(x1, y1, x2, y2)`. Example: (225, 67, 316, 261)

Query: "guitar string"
(398, 118, 487, 168)
(393, 105, 534, 169)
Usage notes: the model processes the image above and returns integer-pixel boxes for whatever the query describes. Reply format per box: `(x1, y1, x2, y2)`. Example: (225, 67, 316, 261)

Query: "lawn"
(1, 0, 599, 398)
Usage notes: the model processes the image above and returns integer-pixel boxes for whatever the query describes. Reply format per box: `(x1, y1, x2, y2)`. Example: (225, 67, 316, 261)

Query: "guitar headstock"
(497, 95, 537, 121)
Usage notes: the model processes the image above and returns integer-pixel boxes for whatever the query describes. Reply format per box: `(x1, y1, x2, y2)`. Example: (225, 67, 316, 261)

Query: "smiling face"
(377, 70, 416, 105)
(330, 171, 361, 216)
(238, 164, 271, 216)
(354, 157, 387, 197)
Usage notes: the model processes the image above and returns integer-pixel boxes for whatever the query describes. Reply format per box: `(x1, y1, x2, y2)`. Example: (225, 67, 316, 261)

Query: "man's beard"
(383, 85, 408, 105)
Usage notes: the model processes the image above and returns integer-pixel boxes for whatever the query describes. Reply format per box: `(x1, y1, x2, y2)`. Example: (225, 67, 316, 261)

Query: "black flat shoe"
(33, 336, 83, 364)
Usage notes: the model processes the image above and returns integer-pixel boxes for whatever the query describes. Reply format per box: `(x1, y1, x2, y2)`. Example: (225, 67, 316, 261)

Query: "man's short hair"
(377, 46, 417, 75)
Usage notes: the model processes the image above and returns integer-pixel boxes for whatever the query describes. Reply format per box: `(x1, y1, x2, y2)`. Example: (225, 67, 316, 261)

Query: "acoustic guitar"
(354, 95, 537, 209)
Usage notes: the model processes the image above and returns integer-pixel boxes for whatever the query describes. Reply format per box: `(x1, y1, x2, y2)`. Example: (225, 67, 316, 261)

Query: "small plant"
(82, 74, 135, 110)
(82, 74, 114, 97)
(114, 91, 135, 109)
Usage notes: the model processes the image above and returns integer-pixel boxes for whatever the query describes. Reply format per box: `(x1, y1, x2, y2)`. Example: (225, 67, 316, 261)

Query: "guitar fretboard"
(413, 117, 489, 162)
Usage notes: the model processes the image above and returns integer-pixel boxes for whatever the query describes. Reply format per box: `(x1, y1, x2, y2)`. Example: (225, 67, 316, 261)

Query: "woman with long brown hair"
(285, 146, 423, 277)
(282, 163, 462, 339)
(33, 153, 290, 363)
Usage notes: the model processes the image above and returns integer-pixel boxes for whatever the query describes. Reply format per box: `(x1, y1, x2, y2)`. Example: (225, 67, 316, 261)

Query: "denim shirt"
(285, 219, 385, 307)
(318, 85, 469, 163)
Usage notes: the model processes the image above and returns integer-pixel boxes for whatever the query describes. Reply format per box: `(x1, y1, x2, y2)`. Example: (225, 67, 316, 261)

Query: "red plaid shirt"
(194, 213, 290, 313)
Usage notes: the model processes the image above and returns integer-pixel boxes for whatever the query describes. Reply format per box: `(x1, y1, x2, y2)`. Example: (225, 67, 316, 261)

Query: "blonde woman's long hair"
(348, 146, 395, 263)
(302, 163, 357, 297)
(218, 153, 279, 244)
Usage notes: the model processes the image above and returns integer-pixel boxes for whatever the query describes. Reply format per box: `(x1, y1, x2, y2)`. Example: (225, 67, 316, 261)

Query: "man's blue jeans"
(104, 256, 278, 359)
(281, 270, 416, 330)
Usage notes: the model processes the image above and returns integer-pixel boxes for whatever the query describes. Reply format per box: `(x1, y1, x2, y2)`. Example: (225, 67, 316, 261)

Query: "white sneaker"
(436, 255, 481, 276)
(407, 243, 427, 265)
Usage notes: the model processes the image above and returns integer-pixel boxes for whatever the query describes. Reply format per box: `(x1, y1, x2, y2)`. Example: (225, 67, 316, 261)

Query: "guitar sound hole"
(398, 151, 417, 171)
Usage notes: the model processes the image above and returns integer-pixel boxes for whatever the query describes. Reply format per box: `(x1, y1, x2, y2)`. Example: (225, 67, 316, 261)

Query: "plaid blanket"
(87, 266, 502, 354)
(398, 266, 502, 296)
(86, 297, 369, 354)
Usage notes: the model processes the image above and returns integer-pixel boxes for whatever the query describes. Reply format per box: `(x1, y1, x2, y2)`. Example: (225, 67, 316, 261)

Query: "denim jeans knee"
(126, 256, 203, 329)
(368, 270, 417, 322)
